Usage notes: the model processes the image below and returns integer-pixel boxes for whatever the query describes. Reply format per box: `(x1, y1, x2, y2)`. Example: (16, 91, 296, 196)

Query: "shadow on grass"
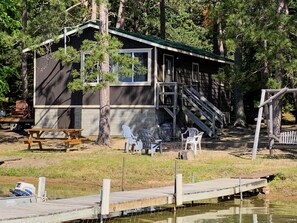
(229, 148, 297, 160)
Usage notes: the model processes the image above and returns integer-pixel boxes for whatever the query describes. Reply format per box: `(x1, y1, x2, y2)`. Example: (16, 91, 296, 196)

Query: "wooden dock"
(0, 178, 267, 223)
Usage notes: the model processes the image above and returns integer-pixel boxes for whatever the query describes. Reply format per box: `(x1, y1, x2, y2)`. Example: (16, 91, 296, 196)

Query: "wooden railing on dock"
(0, 177, 267, 223)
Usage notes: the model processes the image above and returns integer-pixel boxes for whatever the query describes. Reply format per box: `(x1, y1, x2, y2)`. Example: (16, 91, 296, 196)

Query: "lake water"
(101, 198, 297, 223)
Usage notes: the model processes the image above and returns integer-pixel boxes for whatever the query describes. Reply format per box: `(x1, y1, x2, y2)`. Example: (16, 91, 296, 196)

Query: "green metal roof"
(25, 20, 233, 64)
(109, 27, 233, 64)
(78, 20, 232, 63)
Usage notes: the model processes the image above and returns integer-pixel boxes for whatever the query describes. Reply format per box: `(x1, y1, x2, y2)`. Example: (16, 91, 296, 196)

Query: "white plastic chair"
(122, 125, 142, 154)
(185, 132, 204, 155)
(181, 127, 199, 148)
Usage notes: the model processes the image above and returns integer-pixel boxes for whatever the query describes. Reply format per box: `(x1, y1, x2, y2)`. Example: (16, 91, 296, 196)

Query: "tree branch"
(66, 0, 88, 12)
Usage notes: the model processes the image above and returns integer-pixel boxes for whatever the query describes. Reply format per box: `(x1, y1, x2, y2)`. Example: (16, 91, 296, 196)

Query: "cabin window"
(81, 51, 101, 86)
(81, 49, 152, 86)
(192, 63, 199, 82)
(111, 48, 152, 85)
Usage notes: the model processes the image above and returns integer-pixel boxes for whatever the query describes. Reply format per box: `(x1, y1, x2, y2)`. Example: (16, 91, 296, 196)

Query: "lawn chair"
(122, 125, 142, 154)
(11, 100, 30, 118)
(137, 129, 162, 156)
(181, 127, 199, 148)
(184, 131, 204, 155)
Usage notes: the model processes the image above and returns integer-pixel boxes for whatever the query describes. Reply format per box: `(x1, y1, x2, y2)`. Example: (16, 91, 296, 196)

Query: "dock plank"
(0, 178, 267, 223)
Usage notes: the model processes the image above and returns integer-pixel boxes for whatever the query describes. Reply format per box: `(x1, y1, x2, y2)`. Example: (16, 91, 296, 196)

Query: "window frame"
(110, 48, 152, 86)
(163, 54, 175, 82)
(192, 62, 200, 83)
(81, 51, 100, 86)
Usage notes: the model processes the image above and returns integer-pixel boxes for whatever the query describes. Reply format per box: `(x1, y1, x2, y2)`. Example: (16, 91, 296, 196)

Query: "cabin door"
(163, 54, 174, 82)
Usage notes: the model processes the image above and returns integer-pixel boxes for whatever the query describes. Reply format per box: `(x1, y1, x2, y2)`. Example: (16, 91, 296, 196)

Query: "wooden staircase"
(156, 83, 226, 138)
(181, 86, 226, 137)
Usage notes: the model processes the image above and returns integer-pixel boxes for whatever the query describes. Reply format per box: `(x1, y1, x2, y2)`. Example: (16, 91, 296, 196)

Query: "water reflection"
(104, 198, 297, 223)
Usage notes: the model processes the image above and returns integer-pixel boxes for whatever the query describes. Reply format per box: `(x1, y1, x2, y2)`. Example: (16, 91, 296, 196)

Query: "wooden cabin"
(30, 20, 233, 138)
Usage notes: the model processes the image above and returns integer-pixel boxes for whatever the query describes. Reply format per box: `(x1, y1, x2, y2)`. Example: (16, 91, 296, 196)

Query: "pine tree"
(210, 0, 297, 128)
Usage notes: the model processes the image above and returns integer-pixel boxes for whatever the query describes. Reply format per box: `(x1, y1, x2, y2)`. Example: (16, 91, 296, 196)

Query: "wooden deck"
(0, 178, 267, 223)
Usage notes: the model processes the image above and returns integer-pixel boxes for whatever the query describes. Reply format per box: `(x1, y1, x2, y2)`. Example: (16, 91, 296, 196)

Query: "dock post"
(175, 174, 183, 206)
(100, 179, 111, 222)
(191, 172, 195, 183)
(37, 177, 46, 203)
(121, 157, 125, 191)
(239, 177, 243, 201)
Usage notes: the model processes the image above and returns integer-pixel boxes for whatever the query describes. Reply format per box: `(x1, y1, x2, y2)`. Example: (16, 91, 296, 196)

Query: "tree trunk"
(21, 53, 28, 100)
(272, 0, 289, 135)
(212, 18, 225, 56)
(293, 92, 297, 124)
(21, 0, 28, 100)
(233, 40, 246, 127)
(91, 0, 97, 20)
(160, 0, 165, 39)
(96, 1, 111, 146)
(273, 94, 282, 136)
(233, 85, 246, 127)
(116, 0, 126, 28)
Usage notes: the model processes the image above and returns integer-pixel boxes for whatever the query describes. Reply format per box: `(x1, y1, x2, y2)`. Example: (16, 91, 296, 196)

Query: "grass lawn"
(0, 131, 297, 201)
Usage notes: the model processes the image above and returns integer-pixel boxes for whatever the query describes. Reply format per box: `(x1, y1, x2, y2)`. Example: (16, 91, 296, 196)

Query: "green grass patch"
(1, 141, 297, 200)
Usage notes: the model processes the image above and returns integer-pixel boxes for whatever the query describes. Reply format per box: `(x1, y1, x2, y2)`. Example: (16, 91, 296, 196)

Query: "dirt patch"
(1, 157, 61, 168)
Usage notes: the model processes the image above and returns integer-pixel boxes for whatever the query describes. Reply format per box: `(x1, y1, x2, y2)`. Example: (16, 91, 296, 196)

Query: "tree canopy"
(1, 0, 297, 127)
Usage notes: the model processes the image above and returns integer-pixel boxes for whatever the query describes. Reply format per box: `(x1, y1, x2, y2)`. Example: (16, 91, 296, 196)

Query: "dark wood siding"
(35, 55, 100, 106)
(110, 86, 154, 105)
(156, 48, 230, 111)
(35, 27, 155, 107)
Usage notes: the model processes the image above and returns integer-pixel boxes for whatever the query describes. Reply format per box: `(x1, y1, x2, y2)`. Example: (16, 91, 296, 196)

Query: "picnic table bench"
(22, 128, 83, 151)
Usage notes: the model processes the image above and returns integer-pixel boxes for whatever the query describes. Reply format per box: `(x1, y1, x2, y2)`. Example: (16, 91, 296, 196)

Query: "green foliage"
(166, 8, 211, 50)
(0, 66, 17, 100)
(0, 1, 21, 31)
(3, 0, 297, 112)
(0, 0, 89, 103)
(211, 0, 297, 125)
(0, 1, 22, 101)
(109, 0, 212, 50)
(267, 77, 281, 89)
(53, 47, 80, 66)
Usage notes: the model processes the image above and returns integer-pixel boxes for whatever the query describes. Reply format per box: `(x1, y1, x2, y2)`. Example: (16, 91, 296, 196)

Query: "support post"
(239, 177, 243, 201)
(101, 179, 111, 216)
(175, 174, 183, 206)
(37, 177, 46, 203)
(268, 99, 274, 154)
(121, 157, 125, 191)
(173, 83, 177, 138)
(252, 90, 266, 160)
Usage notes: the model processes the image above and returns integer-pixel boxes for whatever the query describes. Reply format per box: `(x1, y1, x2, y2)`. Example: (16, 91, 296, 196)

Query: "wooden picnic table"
(23, 128, 83, 151)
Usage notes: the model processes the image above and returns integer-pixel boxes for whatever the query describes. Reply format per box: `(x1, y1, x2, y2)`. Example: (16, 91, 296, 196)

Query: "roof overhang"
(23, 20, 233, 65)
(22, 21, 101, 53)
(109, 29, 233, 65)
